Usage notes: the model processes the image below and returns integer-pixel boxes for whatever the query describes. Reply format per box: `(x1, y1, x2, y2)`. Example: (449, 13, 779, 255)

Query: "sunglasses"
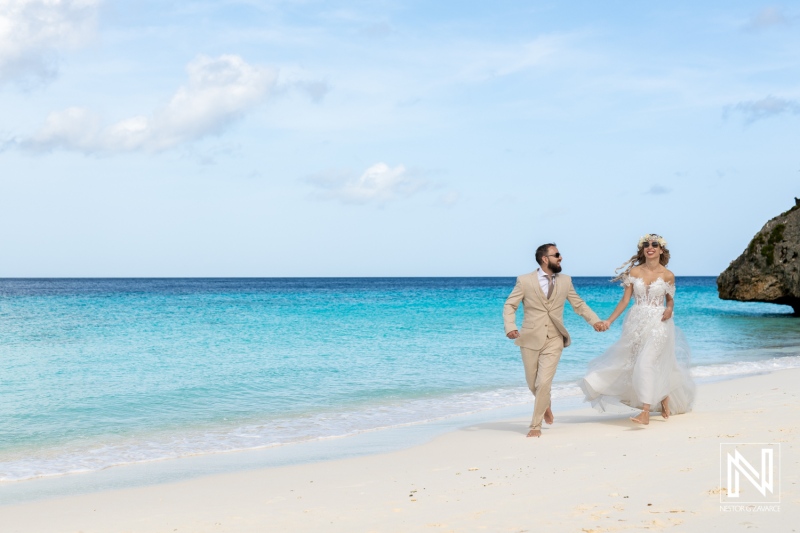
(642, 242, 661, 249)
(547, 253, 561, 258)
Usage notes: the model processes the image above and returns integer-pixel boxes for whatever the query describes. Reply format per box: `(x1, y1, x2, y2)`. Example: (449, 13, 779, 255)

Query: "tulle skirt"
(579, 306, 696, 414)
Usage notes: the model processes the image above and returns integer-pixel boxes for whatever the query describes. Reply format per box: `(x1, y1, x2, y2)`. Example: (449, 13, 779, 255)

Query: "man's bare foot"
(630, 411, 650, 425)
(544, 407, 554, 425)
(527, 429, 542, 438)
(661, 398, 670, 419)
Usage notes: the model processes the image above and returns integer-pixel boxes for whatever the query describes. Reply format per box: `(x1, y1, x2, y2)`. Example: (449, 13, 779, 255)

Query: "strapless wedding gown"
(579, 276, 696, 414)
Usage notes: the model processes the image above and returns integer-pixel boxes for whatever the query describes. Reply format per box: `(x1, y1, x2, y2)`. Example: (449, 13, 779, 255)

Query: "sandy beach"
(1, 369, 798, 532)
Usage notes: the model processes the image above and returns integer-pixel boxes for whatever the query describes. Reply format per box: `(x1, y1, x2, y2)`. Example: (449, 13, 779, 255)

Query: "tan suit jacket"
(503, 271, 600, 350)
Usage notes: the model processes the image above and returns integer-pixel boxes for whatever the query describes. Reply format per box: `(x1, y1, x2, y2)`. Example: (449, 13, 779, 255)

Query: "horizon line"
(0, 275, 721, 280)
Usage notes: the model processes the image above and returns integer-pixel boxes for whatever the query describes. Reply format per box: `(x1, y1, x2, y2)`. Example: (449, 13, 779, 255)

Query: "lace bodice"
(623, 275, 675, 307)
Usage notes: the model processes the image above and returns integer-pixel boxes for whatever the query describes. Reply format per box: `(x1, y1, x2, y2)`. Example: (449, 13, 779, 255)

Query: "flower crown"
(638, 234, 667, 248)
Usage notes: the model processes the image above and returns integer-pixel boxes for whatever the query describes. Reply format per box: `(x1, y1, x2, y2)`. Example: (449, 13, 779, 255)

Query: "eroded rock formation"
(717, 199, 800, 315)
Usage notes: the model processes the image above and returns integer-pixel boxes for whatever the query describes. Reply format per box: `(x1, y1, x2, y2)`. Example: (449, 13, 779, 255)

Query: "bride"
(579, 234, 695, 424)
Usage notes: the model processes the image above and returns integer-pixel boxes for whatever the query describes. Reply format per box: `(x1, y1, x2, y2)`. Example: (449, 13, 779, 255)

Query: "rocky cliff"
(717, 199, 800, 315)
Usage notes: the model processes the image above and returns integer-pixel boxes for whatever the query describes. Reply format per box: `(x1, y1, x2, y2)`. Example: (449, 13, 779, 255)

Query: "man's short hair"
(535, 243, 557, 266)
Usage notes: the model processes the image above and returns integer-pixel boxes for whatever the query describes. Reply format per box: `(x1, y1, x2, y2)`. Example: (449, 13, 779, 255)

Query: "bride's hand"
(593, 320, 610, 332)
(661, 308, 673, 321)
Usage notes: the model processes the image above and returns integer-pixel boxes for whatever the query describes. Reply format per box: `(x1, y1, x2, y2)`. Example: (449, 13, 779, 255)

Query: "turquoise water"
(1, 277, 798, 481)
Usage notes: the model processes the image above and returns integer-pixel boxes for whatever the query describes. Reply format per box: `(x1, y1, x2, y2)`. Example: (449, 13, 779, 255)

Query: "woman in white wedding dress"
(579, 234, 695, 425)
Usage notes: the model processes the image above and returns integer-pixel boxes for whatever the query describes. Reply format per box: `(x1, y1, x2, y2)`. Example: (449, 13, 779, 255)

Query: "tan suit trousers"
(520, 329, 564, 430)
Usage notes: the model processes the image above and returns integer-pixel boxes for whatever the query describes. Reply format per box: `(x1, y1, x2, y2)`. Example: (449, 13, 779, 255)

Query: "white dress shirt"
(537, 268, 557, 296)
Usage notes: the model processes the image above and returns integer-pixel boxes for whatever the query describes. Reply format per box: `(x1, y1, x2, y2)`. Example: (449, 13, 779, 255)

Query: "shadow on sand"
(458, 411, 670, 436)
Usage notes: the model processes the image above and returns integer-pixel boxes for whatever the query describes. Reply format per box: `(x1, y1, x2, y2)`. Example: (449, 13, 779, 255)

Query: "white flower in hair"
(637, 234, 668, 248)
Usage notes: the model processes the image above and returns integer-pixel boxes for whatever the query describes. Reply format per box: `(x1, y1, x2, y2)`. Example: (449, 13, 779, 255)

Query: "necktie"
(547, 275, 555, 299)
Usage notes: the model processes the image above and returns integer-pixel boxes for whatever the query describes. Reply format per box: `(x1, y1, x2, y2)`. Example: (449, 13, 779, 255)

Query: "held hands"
(661, 308, 673, 322)
(511, 322, 613, 336)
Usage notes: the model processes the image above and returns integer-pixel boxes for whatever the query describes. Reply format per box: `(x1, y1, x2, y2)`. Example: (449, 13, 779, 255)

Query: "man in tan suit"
(504, 243, 606, 438)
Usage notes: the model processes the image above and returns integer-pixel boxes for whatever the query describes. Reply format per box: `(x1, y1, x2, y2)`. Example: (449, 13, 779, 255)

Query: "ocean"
(1, 277, 798, 482)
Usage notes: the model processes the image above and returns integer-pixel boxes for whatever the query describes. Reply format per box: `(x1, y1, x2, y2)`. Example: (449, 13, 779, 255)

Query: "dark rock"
(717, 199, 800, 315)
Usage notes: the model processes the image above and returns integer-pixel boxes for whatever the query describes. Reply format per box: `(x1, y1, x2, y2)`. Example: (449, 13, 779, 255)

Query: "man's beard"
(550, 263, 563, 273)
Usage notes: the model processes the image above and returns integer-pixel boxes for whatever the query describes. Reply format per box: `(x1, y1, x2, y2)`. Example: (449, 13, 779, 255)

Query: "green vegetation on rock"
(760, 223, 786, 266)
(748, 234, 764, 256)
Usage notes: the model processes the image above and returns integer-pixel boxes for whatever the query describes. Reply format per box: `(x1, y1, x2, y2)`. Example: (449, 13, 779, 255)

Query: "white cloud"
(23, 54, 277, 153)
(292, 79, 330, 103)
(0, 0, 99, 86)
(439, 190, 460, 206)
(725, 95, 800, 124)
(645, 184, 671, 195)
(744, 6, 791, 30)
(460, 34, 566, 81)
(307, 163, 428, 205)
(273, 65, 332, 103)
(360, 21, 393, 39)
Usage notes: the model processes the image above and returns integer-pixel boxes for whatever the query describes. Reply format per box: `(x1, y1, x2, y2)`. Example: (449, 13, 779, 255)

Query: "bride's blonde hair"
(611, 234, 671, 282)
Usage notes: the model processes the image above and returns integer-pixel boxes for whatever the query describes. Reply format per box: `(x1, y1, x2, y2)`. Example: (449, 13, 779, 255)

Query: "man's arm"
(503, 277, 524, 338)
(565, 281, 601, 326)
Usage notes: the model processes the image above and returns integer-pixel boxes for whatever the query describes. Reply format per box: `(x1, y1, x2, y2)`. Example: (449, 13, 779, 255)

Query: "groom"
(504, 243, 606, 438)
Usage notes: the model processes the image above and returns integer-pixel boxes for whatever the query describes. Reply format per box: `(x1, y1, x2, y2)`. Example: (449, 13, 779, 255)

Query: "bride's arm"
(662, 271, 676, 321)
(603, 284, 634, 327)
(662, 294, 674, 321)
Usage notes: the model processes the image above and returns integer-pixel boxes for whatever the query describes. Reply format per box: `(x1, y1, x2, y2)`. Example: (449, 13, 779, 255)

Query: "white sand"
(1, 369, 798, 532)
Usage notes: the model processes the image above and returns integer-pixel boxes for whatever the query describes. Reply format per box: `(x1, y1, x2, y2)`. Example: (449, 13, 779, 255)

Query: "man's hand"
(507, 330, 520, 339)
(593, 321, 609, 332)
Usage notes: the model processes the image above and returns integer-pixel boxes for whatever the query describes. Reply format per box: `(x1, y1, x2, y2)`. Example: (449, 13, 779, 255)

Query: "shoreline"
(2, 358, 799, 495)
(1, 368, 798, 531)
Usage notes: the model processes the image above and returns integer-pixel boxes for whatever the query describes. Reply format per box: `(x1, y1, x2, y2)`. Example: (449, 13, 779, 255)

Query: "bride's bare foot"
(630, 410, 650, 425)
(661, 398, 670, 419)
(527, 429, 542, 438)
(544, 407, 554, 425)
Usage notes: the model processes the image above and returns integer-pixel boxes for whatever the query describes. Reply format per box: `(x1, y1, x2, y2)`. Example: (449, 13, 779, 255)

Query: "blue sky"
(1, 1, 798, 276)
